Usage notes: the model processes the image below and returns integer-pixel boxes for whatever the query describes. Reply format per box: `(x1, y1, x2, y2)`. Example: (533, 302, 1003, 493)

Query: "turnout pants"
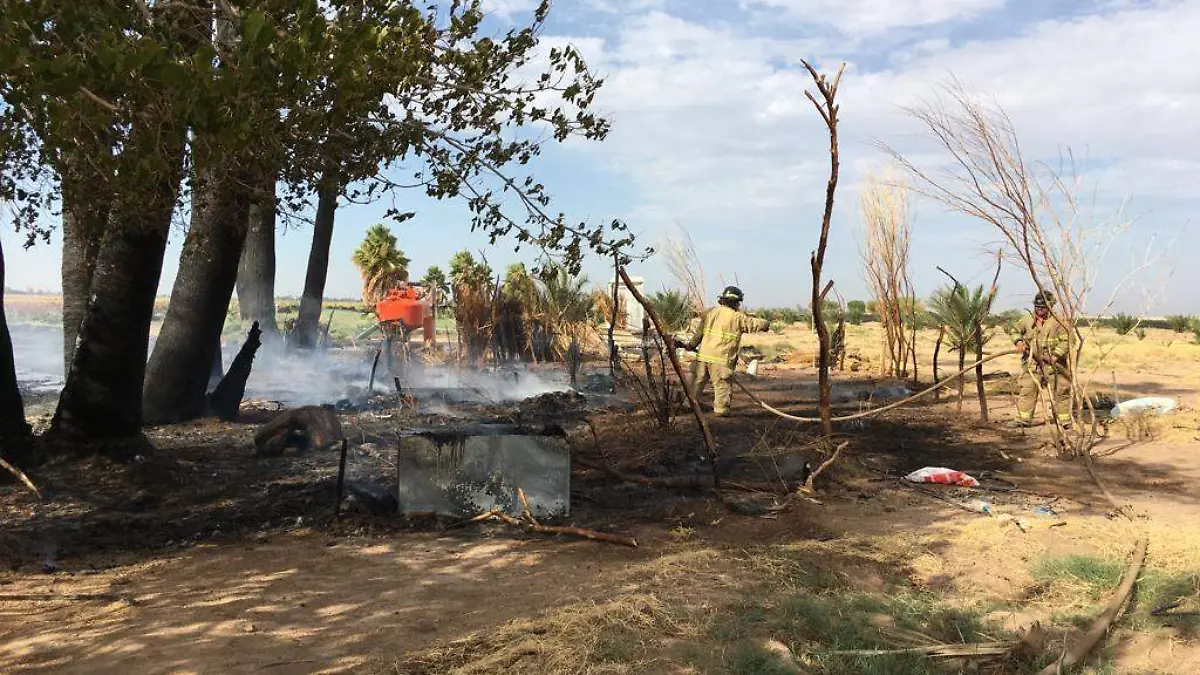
(1017, 364, 1072, 426)
(690, 360, 733, 415)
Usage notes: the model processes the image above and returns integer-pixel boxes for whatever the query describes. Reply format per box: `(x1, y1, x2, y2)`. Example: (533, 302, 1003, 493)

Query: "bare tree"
(661, 226, 708, 317)
(859, 169, 916, 380)
(886, 80, 1161, 457)
(802, 60, 846, 440)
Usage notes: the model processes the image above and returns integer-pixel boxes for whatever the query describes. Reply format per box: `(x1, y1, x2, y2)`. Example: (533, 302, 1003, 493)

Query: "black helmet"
(719, 286, 744, 303)
(1033, 291, 1055, 308)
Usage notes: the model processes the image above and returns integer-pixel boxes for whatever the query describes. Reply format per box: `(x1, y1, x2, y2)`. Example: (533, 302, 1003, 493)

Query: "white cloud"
(543, 0, 1199, 308)
(480, 0, 542, 19)
(742, 0, 1005, 35)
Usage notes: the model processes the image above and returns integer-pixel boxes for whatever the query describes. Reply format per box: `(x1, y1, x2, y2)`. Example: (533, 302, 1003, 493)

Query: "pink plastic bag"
(904, 467, 980, 487)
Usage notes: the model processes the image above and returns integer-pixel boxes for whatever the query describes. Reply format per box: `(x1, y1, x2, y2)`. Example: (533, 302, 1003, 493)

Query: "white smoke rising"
(9, 320, 570, 406)
(229, 339, 571, 406)
(9, 324, 64, 395)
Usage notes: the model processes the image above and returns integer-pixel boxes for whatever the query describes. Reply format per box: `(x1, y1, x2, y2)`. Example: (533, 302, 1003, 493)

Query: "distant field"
(3, 293, 454, 343)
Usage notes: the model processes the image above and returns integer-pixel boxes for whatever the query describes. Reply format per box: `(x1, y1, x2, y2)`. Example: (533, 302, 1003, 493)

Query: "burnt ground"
(2, 366, 1199, 674)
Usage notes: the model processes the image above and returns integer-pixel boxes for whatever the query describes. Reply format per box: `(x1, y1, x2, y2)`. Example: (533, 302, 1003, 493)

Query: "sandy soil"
(2, 320, 1199, 674)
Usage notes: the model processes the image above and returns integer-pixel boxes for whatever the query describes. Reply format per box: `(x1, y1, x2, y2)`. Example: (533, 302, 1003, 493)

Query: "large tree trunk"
(49, 123, 191, 445)
(1, 239, 32, 455)
(208, 321, 261, 421)
(292, 181, 338, 349)
(236, 171, 278, 334)
(142, 166, 251, 424)
(60, 176, 107, 374)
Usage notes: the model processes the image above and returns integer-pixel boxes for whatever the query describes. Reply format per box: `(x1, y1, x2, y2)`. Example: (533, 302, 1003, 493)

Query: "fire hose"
(730, 349, 1020, 424)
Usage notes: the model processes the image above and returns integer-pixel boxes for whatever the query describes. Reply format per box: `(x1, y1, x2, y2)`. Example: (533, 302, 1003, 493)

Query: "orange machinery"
(375, 285, 435, 347)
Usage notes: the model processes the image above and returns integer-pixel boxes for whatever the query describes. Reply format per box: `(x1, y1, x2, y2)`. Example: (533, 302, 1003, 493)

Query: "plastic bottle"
(970, 500, 992, 514)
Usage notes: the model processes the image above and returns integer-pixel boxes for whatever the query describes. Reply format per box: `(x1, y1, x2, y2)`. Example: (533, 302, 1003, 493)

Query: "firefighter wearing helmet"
(675, 286, 770, 417)
(1009, 290, 1078, 429)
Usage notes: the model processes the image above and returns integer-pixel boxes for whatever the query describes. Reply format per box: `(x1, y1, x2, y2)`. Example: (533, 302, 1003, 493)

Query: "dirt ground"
(2, 321, 1199, 674)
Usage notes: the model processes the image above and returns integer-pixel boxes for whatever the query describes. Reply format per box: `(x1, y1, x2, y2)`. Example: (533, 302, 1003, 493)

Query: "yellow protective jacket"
(1011, 313, 1077, 371)
(686, 305, 770, 368)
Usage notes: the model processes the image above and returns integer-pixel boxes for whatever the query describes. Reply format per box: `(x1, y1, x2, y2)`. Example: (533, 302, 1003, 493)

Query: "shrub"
(1167, 314, 1194, 333)
(986, 308, 1024, 330)
(775, 307, 804, 325)
(1112, 313, 1137, 335)
(647, 289, 694, 333)
(1192, 319, 1200, 345)
(846, 300, 866, 325)
(1136, 327, 1147, 341)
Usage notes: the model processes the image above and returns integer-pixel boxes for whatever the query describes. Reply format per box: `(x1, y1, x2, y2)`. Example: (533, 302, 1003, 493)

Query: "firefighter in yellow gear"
(1009, 291, 1077, 429)
(676, 286, 770, 417)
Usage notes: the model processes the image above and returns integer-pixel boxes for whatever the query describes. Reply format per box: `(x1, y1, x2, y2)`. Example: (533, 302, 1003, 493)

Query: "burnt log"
(207, 321, 262, 422)
(254, 405, 344, 457)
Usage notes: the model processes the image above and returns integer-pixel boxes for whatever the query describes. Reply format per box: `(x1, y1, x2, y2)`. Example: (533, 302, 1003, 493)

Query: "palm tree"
(648, 289, 694, 333)
(421, 265, 449, 311)
(533, 264, 592, 359)
(351, 224, 410, 304)
(447, 251, 494, 361)
(928, 283, 994, 417)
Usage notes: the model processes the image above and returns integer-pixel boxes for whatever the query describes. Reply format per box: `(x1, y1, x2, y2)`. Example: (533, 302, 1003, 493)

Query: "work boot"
(712, 410, 730, 418)
(1005, 419, 1031, 429)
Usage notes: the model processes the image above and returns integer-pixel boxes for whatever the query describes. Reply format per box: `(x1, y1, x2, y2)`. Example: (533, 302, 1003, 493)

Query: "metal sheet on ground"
(395, 425, 570, 518)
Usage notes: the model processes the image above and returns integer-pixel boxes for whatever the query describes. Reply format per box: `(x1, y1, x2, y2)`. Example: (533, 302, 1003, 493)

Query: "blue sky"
(4, 0, 1197, 313)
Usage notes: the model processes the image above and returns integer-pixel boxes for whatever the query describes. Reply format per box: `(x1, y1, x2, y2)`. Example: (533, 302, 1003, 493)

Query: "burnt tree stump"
(254, 405, 344, 457)
(207, 321, 262, 422)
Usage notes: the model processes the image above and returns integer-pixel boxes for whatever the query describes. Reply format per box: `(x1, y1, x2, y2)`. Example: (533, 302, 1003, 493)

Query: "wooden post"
(618, 267, 718, 479)
(608, 253, 619, 393)
(334, 439, 349, 518)
(367, 344, 382, 392)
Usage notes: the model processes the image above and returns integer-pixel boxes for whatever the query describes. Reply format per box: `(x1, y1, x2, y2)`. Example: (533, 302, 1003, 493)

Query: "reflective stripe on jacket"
(687, 305, 770, 368)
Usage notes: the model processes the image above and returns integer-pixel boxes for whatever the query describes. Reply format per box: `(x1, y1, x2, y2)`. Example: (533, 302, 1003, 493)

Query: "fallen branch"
(461, 508, 637, 547)
(1036, 538, 1148, 675)
(800, 441, 849, 493)
(734, 349, 1019, 423)
(827, 642, 1014, 658)
(517, 487, 539, 525)
(448, 508, 504, 529)
(495, 511, 638, 547)
(0, 457, 41, 500)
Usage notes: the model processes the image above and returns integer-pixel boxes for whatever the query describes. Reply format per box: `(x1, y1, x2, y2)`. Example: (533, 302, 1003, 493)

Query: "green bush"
(1136, 327, 1147, 341)
(846, 300, 866, 325)
(647, 289, 694, 333)
(1192, 320, 1200, 345)
(1112, 313, 1138, 335)
(1167, 314, 1195, 333)
(986, 309, 1024, 330)
(754, 307, 810, 326)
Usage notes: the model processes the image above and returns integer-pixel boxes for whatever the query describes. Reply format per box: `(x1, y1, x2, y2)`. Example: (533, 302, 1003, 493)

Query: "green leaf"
(243, 10, 267, 46)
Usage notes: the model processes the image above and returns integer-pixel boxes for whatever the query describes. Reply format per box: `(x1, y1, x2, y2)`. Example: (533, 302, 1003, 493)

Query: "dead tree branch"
(0, 457, 42, 500)
(801, 59, 846, 440)
(1036, 538, 1147, 675)
(800, 440, 849, 493)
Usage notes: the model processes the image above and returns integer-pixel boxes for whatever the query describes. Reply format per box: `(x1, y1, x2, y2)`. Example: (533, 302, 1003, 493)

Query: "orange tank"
(375, 286, 429, 329)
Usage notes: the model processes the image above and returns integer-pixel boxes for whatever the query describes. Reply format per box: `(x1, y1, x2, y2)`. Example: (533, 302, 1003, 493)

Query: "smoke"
(9, 319, 570, 407)
(9, 323, 64, 395)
